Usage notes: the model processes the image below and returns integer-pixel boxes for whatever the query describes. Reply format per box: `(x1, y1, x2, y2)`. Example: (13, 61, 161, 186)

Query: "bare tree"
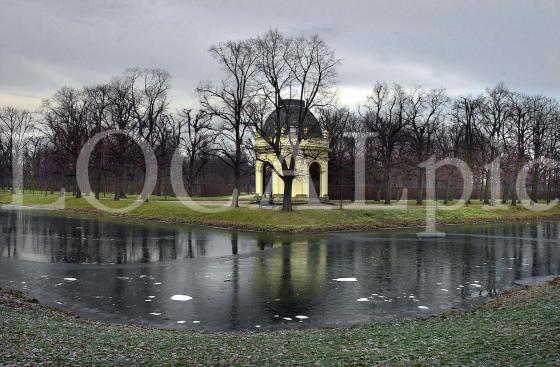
(406, 88, 448, 204)
(435, 122, 462, 204)
(450, 95, 484, 204)
(319, 106, 356, 207)
(251, 30, 339, 211)
(503, 92, 531, 205)
(41, 87, 93, 198)
(106, 72, 138, 200)
(175, 109, 212, 195)
(198, 39, 258, 207)
(85, 84, 111, 198)
(362, 83, 408, 204)
(0, 107, 35, 193)
(527, 96, 557, 203)
(480, 83, 512, 204)
(131, 68, 171, 201)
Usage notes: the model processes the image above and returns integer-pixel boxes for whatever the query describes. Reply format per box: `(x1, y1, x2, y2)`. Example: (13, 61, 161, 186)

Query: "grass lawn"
(2, 193, 560, 232)
(1, 279, 559, 366)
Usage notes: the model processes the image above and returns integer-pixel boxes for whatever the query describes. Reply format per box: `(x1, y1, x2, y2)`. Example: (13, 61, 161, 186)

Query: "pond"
(0, 207, 559, 330)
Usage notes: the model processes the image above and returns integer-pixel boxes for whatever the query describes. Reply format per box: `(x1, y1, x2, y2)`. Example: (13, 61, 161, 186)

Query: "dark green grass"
(1, 281, 559, 366)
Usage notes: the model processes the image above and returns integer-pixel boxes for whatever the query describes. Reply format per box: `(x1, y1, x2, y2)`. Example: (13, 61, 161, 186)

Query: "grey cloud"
(0, 0, 558, 110)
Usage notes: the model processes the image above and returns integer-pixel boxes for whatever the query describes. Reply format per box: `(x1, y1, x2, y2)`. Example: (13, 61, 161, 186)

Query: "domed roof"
(261, 99, 323, 138)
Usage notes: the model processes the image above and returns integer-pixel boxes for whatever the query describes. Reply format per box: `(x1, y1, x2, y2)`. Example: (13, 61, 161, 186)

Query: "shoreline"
(7, 274, 557, 332)
(1, 278, 559, 365)
(2, 276, 559, 329)
(0, 283, 508, 332)
(0, 202, 560, 234)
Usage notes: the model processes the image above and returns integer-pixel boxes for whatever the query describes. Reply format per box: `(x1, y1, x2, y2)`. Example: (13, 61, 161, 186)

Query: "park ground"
(2, 192, 560, 232)
(1, 278, 559, 366)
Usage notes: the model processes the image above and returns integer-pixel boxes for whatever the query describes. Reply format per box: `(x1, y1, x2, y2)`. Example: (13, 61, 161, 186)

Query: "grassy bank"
(2, 193, 560, 232)
(1, 279, 559, 366)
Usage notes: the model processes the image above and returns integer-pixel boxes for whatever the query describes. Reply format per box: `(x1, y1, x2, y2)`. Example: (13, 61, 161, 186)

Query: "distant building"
(255, 99, 329, 203)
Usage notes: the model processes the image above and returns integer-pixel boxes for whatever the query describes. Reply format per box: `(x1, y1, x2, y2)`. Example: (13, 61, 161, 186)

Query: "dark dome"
(261, 99, 323, 138)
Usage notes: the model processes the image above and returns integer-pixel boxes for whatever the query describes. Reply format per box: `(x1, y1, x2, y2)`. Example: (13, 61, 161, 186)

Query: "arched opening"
(262, 162, 274, 197)
(309, 162, 321, 203)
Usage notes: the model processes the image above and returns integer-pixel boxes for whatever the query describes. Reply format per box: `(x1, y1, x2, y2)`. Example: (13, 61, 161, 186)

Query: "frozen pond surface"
(0, 207, 559, 330)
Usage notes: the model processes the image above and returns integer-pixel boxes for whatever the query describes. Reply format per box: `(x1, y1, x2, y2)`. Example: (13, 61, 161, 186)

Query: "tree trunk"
(187, 161, 196, 197)
(338, 158, 344, 209)
(383, 166, 391, 205)
(119, 167, 128, 200)
(478, 178, 484, 202)
(231, 166, 240, 207)
(501, 177, 508, 204)
(95, 169, 101, 200)
(416, 167, 423, 205)
(75, 180, 82, 199)
(444, 167, 452, 205)
(510, 173, 518, 206)
(282, 176, 294, 211)
(114, 173, 121, 201)
(483, 169, 490, 204)
(9, 175, 15, 194)
(554, 169, 558, 199)
(546, 170, 552, 204)
(530, 166, 539, 204)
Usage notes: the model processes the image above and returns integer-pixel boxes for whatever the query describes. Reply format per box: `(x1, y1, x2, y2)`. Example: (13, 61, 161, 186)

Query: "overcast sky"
(1, 0, 558, 110)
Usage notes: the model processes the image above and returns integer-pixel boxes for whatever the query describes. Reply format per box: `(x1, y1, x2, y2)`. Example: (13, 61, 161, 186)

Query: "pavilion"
(254, 100, 329, 203)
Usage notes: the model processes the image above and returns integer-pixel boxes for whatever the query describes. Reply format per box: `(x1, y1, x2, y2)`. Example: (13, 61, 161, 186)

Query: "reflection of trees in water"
(484, 242, 497, 296)
(455, 237, 474, 299)
(0, 211, 229, 263)
(194, 233, 208, 257)
(2, 210, 560, 287)
(231, 232, 238, 255)
(187, 232, 193, 258)
(0, 209, 18, 258)
(0, 223, 17, 258)
(5, 210, 560, 329)
(229, 232, 240, 328)
(112, 226, 123, 264)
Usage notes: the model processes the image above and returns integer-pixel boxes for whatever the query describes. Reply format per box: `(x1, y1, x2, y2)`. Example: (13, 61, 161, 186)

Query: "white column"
(255, 163, 262, 195)
(320, 162, 329, 198)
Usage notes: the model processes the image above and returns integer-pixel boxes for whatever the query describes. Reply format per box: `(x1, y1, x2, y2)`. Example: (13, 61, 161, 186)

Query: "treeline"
(323, 82, 560, 206)
(324, 82, 560, 205)
(0, 68, 253, 200)
(0, 30, 559, 210)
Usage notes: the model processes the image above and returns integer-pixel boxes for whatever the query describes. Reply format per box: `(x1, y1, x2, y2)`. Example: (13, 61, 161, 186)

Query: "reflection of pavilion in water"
(170, 234, 330, 329)
(252, 238, 328, 298)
